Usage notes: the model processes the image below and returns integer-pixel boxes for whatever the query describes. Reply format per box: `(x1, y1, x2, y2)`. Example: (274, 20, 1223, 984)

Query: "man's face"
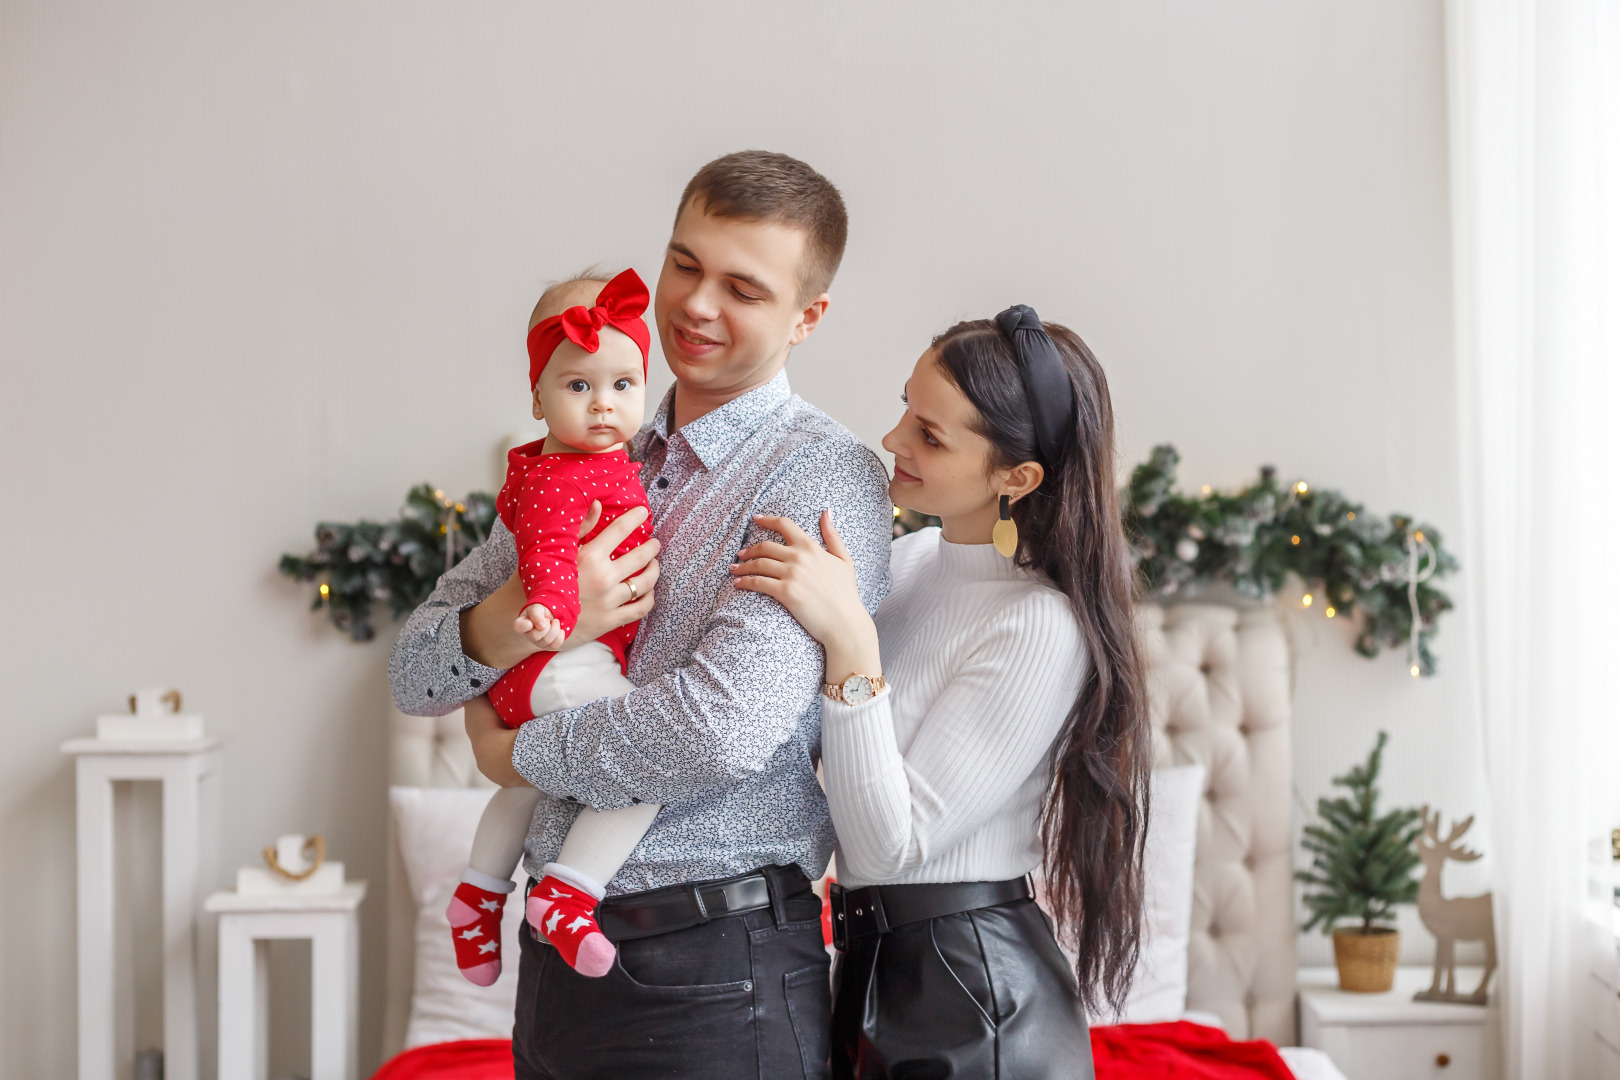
(653, 203, 827, 399)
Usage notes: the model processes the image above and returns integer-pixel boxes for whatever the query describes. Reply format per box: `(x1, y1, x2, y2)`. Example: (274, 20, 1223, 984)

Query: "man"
(389, 150, 893, 1079)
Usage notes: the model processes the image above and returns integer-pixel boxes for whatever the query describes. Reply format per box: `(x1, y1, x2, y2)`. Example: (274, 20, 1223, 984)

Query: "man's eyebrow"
(668, 241, 776, 300)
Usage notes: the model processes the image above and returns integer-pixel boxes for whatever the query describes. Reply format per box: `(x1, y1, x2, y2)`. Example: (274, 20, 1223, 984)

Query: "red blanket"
(371, 1039, 512, 1080)
(1092, 1021, 1294, 1079)
(372, 1022, 1292, 1079)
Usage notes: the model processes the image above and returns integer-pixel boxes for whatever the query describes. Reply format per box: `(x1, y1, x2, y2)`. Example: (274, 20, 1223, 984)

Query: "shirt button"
(655, 477, 669, 489)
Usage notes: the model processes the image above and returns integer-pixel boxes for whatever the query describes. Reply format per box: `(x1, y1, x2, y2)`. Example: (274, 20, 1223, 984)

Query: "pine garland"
(279, 484, 496, 641)
(1296, 731, 1423, 934)
(1122, 445, 1458, 674)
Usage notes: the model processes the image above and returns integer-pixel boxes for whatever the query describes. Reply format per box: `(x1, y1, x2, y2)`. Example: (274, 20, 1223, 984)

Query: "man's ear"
(787, 292, 831, 347)
(1002, 461, 1046, 504)
(531, 386, 545, 421)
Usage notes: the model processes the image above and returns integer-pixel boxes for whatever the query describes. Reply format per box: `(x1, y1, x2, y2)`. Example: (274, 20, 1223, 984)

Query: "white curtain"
(1446, 0, 1620, 1077)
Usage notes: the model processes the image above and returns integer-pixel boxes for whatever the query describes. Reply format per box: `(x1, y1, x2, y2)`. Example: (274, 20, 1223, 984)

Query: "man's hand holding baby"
(515, 603, 567, 649)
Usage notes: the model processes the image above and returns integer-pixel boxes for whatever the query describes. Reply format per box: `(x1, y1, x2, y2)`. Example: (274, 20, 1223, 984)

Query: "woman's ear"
(531, 386, 545, 421)
(1002, 461, 1046, 505)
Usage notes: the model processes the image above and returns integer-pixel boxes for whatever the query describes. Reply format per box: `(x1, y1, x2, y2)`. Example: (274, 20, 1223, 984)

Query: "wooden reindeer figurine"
(1414, 806, 1496, 1004)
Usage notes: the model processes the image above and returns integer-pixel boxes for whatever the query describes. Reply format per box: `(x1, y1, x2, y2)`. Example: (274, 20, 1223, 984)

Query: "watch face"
(843, 675, 874, 704)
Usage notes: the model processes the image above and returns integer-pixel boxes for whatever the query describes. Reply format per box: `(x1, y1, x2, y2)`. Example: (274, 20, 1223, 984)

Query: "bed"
(377, 602, 1344, 1079)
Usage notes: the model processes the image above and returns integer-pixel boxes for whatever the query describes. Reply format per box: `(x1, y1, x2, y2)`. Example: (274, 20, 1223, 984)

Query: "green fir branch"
(279, 484, 497, 642)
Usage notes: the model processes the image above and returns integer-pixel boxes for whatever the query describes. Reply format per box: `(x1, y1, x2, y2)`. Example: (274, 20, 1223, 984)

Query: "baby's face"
(531, 327, 646, 452)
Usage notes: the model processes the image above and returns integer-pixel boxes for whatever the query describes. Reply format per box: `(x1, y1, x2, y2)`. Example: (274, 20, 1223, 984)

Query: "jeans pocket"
(613, 953, 755, 997)
(784, 963, 833, 1079)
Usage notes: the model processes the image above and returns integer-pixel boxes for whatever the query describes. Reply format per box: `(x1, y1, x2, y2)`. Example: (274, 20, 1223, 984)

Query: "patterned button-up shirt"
(387, 370, 893, 893)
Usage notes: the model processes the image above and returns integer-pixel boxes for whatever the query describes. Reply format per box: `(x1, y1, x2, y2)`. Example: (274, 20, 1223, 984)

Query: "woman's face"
(881, 349, 1001, 522)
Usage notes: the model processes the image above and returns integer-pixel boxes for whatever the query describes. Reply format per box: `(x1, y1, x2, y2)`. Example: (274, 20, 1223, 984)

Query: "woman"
(730, 306, 1151, 1079)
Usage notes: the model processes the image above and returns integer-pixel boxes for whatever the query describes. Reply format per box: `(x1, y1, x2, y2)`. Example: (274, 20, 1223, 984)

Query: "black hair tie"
(995, 304, 1076, 466)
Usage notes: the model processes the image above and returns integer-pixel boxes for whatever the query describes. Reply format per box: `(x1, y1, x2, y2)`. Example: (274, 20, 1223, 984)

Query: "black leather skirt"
(829, 881, 1094, 1079)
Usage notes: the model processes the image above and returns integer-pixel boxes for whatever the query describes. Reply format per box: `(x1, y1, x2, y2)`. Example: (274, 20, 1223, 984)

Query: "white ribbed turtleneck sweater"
(821, 527, 1087, 888)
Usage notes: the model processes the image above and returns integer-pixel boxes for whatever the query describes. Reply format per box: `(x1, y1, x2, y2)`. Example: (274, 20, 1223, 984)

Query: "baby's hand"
(514, 604, 567, 651)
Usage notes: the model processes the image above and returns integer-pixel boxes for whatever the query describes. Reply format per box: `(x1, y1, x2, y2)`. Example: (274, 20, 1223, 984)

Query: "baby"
(445, 268, 661, 983)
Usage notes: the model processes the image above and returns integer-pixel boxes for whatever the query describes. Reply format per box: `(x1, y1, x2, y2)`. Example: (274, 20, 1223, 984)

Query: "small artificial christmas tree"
(1297, 730, 1423, 935)
(1297, 731, 1423, 991)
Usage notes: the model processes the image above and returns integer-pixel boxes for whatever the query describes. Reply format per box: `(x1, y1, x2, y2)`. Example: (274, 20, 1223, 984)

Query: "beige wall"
(0, 1, 1482, 1073)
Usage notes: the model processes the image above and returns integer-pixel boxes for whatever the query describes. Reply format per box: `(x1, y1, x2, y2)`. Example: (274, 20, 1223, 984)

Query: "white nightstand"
(1298, 967, 1500, 1080)
(205, 883, 367, 1080)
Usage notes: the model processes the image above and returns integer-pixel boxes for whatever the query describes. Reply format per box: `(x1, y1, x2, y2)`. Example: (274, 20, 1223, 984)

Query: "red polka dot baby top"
(486, 441, 653, 727)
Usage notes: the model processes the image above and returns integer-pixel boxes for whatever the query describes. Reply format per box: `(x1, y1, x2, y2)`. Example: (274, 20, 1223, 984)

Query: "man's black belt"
(828, 877, 1033, 952)
(531, 865, 801, 944)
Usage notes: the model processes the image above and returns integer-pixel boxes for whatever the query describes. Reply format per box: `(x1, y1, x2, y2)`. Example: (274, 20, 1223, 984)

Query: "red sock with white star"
(526, 864, 614, 978)
(445, 871, 514, 986)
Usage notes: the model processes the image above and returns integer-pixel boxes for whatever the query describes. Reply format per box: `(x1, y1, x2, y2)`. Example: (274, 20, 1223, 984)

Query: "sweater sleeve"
(511, 475, 590, 637)
(819, 590, 1085, 883)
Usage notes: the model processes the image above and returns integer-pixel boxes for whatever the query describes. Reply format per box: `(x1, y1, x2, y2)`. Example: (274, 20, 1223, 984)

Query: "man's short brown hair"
(676, 150, 848, 302)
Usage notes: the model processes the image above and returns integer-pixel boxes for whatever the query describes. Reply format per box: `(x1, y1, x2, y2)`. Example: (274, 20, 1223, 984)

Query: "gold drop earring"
(993, 494, 1018, 557)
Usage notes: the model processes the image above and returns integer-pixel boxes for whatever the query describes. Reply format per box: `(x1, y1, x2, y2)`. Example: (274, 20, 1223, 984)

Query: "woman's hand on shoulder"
(732, 511, 881, 680)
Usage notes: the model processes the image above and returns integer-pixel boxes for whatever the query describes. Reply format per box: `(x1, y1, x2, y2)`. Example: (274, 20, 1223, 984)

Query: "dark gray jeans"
(512, 865, 831, 1080)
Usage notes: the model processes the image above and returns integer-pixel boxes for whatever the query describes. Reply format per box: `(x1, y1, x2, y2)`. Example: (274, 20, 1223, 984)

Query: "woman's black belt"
(828, 877, 1033, 951)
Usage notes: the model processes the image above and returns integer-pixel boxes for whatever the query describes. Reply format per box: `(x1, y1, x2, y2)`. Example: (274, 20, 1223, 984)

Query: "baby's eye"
(614, 378, 631, 392)
(674, 260, 698, 274)
(568, 380, 589, 393)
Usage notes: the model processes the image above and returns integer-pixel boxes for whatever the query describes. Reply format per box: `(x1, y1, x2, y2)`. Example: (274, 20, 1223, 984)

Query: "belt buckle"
(829, 882, 848, 952)
(860, 887, 890, 936)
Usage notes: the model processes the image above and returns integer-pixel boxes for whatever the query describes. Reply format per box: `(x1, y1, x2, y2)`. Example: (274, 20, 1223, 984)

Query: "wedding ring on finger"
(626, 578, 639, 602)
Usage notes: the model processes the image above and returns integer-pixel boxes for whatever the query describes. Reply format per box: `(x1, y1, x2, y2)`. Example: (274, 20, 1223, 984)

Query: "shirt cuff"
(421, 602, 506, 706)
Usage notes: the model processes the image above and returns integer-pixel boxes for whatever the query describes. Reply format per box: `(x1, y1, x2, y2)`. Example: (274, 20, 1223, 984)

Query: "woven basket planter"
(1332, 927, 1400, 992)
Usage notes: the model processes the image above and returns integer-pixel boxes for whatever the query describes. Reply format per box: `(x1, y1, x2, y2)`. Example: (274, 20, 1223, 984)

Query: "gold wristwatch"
(823, 672, 886, 705)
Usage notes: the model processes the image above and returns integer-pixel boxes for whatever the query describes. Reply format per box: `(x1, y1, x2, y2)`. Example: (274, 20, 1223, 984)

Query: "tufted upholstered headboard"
(381, 601, 1296, 1057)
(1137, 603, 1295, 1043)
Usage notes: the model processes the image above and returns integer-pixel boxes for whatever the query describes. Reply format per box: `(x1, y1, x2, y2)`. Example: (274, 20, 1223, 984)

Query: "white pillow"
(1116, 762, 1204, 1023)
(390, 787, 526, 1048)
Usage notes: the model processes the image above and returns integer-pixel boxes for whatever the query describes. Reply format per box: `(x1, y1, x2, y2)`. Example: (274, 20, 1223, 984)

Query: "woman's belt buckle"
(829, 883, 889, 951)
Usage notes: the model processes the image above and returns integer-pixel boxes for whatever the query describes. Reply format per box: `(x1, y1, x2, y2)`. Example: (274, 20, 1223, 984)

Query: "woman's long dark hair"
(933, 318, 1151, 1016)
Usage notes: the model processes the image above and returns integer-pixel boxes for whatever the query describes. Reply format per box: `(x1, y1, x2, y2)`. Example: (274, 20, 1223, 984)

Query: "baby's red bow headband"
(527, 268, 652, 389)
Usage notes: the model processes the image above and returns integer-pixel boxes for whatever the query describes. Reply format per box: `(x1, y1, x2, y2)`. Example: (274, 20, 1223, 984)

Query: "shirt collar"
(639, 369, 793, 470)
